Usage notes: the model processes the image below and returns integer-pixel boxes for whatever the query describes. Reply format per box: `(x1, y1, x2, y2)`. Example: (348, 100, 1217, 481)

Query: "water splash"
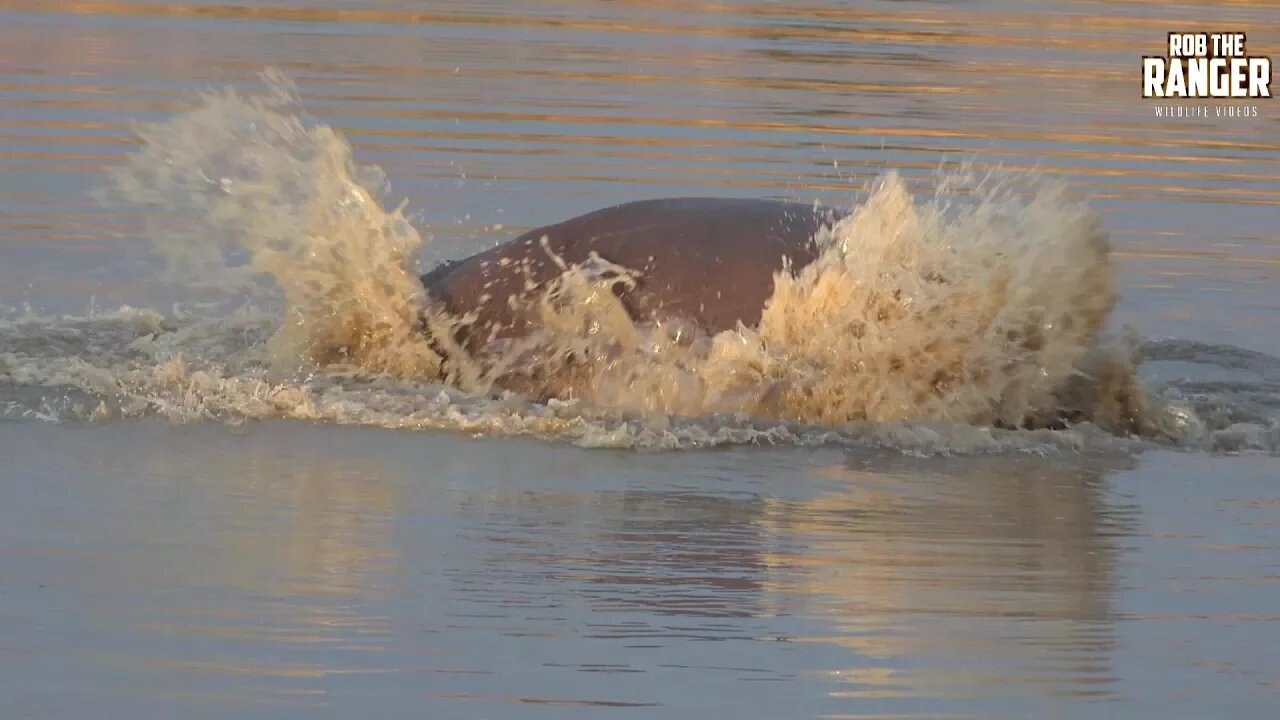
(4, 71, 1273, 455)
(96, 70, 444, 379)
(1, 305, 1277, 453)
(493, 167, 1127, 432)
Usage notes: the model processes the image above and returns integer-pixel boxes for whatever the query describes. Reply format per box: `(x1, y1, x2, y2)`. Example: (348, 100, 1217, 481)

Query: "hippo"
(419, 197, 843, 356)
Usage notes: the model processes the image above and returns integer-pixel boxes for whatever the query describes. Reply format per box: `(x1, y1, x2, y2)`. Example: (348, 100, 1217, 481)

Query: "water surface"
(1, 1, 1278, 717)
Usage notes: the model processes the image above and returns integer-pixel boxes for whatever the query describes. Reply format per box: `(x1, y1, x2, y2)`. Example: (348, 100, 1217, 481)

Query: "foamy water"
(3, 74, 1277, 455)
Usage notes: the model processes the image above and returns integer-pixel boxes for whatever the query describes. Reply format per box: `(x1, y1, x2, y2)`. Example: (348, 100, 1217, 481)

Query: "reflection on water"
(3, 421, 407, 711)
(764, 456, 1136, 701)
(0, 421, 1135, 717)
(1, 418, 1278, 717)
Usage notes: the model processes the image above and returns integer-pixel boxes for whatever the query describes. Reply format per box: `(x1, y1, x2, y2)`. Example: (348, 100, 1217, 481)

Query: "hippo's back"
(421, 197, 839, 347)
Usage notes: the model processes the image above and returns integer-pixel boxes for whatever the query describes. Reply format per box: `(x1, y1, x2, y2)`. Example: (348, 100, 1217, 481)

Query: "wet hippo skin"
(420, 197, 842, 349)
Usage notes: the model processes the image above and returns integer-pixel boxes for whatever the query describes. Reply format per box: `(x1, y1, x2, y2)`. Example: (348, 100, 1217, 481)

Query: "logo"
(1143, 33, 1271, 99)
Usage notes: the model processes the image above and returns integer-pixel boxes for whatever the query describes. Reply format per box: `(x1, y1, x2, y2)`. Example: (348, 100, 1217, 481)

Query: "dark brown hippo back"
(420, 197, 840, 350)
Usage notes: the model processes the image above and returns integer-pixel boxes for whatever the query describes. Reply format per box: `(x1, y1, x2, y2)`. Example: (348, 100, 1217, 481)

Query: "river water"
(1, 1, 1278, 717)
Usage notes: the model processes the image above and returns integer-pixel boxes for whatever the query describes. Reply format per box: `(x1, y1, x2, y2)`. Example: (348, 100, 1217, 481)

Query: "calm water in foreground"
(2, 1, 1279, 718)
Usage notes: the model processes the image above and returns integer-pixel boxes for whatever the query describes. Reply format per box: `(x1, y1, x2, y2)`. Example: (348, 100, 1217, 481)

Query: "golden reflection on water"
(761, 456, 1135, 699)
(72, 426, 406, 695)
(165, 444, 399, 598)
(3, 421, 1278, 714)
(387, 451, 1140, 700)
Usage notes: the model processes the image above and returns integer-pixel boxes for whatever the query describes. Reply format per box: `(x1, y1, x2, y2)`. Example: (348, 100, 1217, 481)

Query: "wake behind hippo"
(419, 197, 843, 355)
